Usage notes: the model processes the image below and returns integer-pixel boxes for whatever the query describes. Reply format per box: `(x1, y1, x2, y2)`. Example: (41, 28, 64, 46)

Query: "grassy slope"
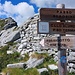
(0, 19, 5, 30)
(3, 68, 40, 75)
(2, 52, 57, 75)
(2, 52, 75, 75)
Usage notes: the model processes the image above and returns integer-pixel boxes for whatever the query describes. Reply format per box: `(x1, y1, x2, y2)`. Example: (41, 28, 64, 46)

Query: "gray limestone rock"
(4, 17, 17, 30)
(37, 68, 48, 74)
(26, 57, 44, 69)
(0, 27, 20, 46)
(69, 52, 75, 57)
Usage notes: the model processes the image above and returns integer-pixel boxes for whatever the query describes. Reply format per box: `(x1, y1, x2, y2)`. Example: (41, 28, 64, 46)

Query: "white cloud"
(1, 0, 75, 26)
(0, 1, 35, 25)
(30, 0, 75, 8)
(31, 0, 56, 8)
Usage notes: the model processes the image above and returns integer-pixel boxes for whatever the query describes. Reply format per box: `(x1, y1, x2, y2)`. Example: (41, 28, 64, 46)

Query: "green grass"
(0, 19, 5, 30)
(3, 68, 75, 75)
(0, 45, 9, 56)
(2, 68, 40, 75)
(20, 53, 29, 62)
(36, 55, 56, 69)
(68, 72, 75, 75)
(23, 68, 39, 75)
(31, 52, 48, 59)
(1, 52, 75, 75)
(0, 45, 30, 72)
(7, 42, 17, 46)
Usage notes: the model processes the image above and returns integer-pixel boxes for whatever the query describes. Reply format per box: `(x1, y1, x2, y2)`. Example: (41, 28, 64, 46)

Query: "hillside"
(0, 14, 75, 75)
(0, 17, 20, 47)
(0, 19, 5, 30)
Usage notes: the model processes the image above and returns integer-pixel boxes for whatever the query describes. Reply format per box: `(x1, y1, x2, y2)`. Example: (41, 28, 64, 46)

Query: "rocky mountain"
(0, 17, 20, 46)
(0, 13, 75, 73)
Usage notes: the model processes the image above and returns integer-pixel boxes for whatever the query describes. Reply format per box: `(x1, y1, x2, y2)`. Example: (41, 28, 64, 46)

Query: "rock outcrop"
(0, 17, 20, 46)
(4, 17, 17, 30)
(18, 14, 50, 54)
(26, 57, 44, 69)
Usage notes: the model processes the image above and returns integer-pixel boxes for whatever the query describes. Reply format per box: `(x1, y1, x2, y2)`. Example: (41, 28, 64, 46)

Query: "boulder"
(69, 68, 75, 73)
(68, 56, 75, 62)
(69, 52, 75, 57)
(4, 17, 17, 30)
(7, 63, 26, 68)
(68, 63, 74, 68)
(37, 68, 48, 74)
(7, 50, 14, 54)
(54, 56, 58, 62)
(18, 43, 27, 50)
(26, 57, 44, 69)
(48, 64, 58, 70)
(3, 31, 20, 43)
(0, 27, 20, 46)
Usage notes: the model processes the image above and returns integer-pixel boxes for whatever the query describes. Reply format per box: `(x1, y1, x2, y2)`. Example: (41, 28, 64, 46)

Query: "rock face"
(18, 14, 50, 54)
(0, 28, 20, 45)
(4, 17, 17, 30)
(0, 17, 20, 46)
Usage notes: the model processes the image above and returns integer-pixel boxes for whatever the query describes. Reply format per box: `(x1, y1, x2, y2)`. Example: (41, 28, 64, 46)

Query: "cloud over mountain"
(0, 0, 75, 25)
(0, 1, 35, 25)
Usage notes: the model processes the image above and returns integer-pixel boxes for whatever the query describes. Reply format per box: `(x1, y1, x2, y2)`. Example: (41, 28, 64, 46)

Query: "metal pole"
(56, 4, 67, 75)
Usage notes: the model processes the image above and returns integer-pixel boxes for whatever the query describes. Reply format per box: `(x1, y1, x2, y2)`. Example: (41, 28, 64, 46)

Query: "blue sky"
(1, 0, 38, 13)
(0, 0, 75, 26)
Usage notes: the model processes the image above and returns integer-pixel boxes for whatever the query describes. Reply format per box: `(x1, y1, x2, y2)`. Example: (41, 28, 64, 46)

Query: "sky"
(0, 0, 75, 26)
